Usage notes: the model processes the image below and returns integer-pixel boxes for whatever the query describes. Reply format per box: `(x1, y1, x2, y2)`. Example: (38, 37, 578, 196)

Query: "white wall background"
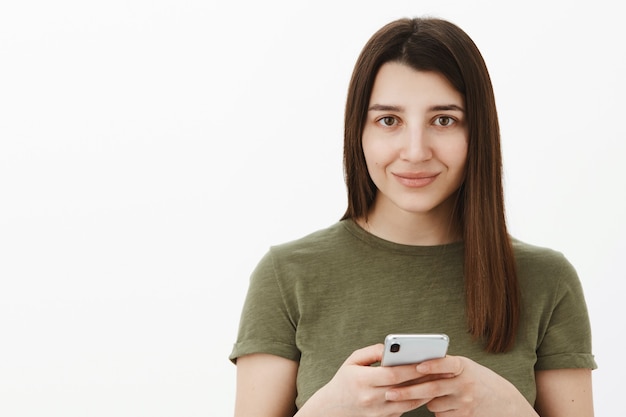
(1, 1, 623, 416)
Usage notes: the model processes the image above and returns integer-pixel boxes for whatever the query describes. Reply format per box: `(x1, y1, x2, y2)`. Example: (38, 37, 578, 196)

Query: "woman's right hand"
(296, 343, 433, 417)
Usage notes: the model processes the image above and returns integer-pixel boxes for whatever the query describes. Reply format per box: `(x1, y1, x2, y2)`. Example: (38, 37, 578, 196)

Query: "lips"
(393, 172, 439, 188)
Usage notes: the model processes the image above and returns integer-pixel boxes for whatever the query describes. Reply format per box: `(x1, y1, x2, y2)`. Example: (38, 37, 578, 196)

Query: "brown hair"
(341, 17, 520, 353)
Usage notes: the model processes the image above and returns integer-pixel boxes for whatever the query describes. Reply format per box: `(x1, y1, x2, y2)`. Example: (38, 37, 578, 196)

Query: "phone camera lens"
(390, 343, 400, 353)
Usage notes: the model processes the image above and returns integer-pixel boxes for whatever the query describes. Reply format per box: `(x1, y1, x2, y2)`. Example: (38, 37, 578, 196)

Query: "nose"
(400, 125, 432, 162)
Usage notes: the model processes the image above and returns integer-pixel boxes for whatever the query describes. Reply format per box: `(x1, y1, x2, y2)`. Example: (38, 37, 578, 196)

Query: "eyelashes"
(374, 115, 460, 129)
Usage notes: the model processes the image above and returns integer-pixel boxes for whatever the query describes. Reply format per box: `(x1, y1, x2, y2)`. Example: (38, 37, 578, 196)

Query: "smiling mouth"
(393, 172, 439, 188)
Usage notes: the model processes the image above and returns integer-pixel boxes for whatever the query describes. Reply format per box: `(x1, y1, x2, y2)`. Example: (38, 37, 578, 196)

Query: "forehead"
(369, 62, 463, 107)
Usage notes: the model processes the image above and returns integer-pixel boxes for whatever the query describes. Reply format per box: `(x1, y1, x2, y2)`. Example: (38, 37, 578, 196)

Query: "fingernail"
(385, 390, 398, 401)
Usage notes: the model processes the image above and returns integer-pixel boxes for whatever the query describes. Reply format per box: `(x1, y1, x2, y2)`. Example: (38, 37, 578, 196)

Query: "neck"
(357, 197, 462, 246)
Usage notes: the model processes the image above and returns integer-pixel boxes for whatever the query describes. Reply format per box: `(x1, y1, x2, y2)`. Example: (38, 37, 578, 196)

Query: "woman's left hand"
(384, 355, 538, 417)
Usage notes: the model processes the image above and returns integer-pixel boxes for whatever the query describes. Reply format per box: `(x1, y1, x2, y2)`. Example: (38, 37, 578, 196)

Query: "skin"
(233, 62, 595, 416)
(234, 350, 594, 417)
(359, 62, 468, 245)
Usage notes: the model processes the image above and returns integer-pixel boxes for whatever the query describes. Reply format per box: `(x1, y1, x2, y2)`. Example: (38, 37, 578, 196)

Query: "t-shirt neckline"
(341, 218, 464, 256)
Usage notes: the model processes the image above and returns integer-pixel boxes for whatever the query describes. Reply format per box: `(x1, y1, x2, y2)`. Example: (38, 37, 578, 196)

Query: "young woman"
(230, 17, 596, 417)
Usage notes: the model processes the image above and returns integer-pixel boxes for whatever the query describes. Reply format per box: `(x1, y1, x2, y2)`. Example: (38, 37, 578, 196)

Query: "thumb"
(344, 343, 384, 366)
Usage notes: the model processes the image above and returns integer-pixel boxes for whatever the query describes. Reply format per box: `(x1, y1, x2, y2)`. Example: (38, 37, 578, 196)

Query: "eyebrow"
(368, 103, 465, 112)
(368, 104, 403, 112)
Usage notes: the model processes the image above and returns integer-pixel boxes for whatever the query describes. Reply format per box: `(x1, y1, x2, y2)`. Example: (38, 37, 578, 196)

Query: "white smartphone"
(381, 334, 449, 366)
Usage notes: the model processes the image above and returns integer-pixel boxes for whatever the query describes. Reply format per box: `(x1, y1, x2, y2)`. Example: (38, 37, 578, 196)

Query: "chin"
(394, 198, 456, 217)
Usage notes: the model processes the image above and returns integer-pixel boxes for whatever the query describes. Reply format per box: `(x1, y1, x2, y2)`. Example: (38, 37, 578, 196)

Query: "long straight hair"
(341, 18, 520, 353)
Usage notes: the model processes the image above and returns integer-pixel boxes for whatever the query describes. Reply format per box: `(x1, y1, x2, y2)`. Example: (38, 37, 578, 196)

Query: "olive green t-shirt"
(230, 220, 596, 415)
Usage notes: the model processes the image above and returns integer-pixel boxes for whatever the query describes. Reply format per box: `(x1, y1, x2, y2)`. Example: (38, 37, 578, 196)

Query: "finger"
(425, 395, 458, 414)
(388, 397, 432, 413)
(415, 355, 463, 376)
(376, 363, 428, 387)
(385, 377, 454, 403)
(385, 385, 434, 405)
(344, 343, 384, 366)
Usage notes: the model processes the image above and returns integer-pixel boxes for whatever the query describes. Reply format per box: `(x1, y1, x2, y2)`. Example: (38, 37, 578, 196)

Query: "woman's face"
(362, 62, 468, 219)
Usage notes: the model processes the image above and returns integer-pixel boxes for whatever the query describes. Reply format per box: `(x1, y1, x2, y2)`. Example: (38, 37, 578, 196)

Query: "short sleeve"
(229, 249, 300, 364)
(535, 256, 597, 370)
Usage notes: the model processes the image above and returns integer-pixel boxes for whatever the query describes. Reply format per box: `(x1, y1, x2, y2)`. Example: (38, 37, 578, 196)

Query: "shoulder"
(250, 220, 360, 292)
(250, 221, 356, 279)
(510, 237, 575, 274)
(510, 237, 581, 295)
(269, 220, 356, 260)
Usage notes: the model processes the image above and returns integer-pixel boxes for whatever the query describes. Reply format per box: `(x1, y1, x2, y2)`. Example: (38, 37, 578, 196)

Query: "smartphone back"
(381, 333, 449, 366)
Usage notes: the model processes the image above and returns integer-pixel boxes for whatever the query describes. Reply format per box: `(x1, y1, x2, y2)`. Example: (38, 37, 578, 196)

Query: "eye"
(433, 116, 456, 127)
(377, 116, 398, 127)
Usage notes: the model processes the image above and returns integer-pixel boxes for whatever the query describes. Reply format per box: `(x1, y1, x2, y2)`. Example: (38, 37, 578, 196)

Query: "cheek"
(363, 150, 386, 174)
(442, 141, 468, 170)
(361, 139, 377, 168)
(362, 138, 392, 168)
(455, 150, 468, 171)
(361, 143, 386, 182)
